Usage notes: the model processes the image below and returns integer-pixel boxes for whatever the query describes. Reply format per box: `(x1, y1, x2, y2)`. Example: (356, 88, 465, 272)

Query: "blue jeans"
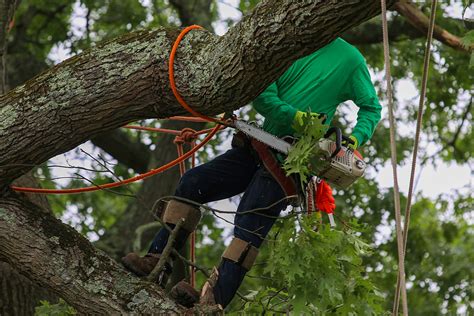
(149, 145, 288, 307)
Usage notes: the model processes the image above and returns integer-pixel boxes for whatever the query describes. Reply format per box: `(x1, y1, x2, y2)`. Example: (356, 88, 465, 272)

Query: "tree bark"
(0, 261, 59, 316)
(0, 0, 398, 312)
(0, 174, 59, 316)
(0, 0, 397, 188)
(0, 193, 183, 314)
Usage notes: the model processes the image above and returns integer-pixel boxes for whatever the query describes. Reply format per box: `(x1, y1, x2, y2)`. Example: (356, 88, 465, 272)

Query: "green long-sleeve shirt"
(253, 38, 381, 146)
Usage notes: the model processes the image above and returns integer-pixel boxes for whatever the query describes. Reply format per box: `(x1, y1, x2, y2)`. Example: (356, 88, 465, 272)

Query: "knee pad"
(222, 237, 259, 271)
(159, 199, 202, 233)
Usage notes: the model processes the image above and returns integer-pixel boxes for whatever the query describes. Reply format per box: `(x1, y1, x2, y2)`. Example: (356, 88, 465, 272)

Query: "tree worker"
(121, 37, 382, 309)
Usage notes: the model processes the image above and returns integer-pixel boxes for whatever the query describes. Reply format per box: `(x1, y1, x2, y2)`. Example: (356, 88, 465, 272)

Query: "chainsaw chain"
(235, 121, 292, 153)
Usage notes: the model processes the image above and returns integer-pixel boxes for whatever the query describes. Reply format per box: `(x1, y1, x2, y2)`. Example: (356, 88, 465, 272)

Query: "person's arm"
(350, 62, 382, 146)
(253, 82, 298, 123)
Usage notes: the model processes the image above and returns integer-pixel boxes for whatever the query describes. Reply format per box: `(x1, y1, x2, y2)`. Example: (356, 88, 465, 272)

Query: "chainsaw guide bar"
(233, 120, 292, 154)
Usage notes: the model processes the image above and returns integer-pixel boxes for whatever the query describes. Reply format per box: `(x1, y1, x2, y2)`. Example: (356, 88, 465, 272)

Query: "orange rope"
(11, 24, 224, 195)
(11, 126, 220, 194)
(189, 141, 197, 288)
(13, 25, 212, 288)
(168, 25, 223, 124)
(125, 125, 182, 135)
(166, 25, 218, 286)
(168, 116, 209, 123)
(124, 125, 221, 136)
(173, 129, 198, 287)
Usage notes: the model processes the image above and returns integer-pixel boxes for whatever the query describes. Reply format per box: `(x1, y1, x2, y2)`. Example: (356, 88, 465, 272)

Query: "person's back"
(254, 38, 381, 146)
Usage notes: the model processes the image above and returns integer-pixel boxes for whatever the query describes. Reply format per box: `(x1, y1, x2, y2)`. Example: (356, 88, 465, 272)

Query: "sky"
(46, 0, 473, 238)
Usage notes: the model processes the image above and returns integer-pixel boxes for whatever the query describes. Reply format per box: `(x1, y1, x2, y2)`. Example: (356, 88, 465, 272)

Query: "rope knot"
(174, 128, 197, 145)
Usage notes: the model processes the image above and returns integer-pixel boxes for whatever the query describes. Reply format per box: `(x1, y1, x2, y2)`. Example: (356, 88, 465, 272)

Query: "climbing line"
(11, 125, 221, 194)
(168, 116, 209, 123)
(168, 24, 223, 287)
(125, 124, 220, 137)
(172, 130, 198, 287)
(394, 0, 438, 313)
(168, 25, 224, 124)
(380, 0, 408, 315)
(11, 24, 225, 195)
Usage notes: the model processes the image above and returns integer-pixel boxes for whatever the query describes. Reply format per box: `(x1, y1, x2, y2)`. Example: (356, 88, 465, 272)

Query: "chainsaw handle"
(324, 127, 342, 158)
(341, 134, 355, 146)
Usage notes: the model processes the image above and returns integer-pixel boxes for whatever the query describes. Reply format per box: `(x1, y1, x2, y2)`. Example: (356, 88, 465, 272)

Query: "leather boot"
(169, 267, 223, 311)
(121, 252, 172, 285)
(170, 281, 200, 308)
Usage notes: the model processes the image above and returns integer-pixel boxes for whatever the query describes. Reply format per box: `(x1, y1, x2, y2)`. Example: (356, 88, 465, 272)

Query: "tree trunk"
(0, 193, 183, 314)
(0, 0, 397, 312)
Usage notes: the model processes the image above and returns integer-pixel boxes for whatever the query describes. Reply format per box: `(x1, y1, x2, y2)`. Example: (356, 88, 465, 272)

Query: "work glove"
(342, 135, 359, 151)
(292, 111, 327, 131)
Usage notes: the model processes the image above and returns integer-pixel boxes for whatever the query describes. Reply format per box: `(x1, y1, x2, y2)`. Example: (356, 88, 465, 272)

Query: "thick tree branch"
(0, 0, 397, 188)
(343, 11, 471, 51)
(0, 193, 184, 314)
(90, 0, 213, 175)
(395, 0, 473, 52)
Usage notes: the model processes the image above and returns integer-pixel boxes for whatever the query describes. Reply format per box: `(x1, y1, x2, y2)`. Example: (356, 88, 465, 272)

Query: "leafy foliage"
(35, 299, 76, 316)
(283, 111, 328, 186)
(460, 30, 474, 66)
(242, 217, 385, 314)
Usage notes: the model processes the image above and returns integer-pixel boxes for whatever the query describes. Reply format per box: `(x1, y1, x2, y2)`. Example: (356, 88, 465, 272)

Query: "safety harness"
(232, 131, 336, 222)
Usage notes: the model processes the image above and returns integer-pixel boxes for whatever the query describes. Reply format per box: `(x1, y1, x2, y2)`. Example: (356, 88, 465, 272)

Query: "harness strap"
(161, 199, 202, 233)
(222, 237, 259, 271)
(249, 138, 298, 199)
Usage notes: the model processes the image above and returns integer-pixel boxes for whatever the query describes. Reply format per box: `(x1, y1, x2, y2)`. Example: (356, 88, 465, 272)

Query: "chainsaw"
(233, 120, 366, 189)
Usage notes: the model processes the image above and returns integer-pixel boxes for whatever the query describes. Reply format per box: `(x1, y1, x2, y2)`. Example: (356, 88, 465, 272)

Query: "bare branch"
(91, 129, 152, 174)
(395, 0, 473, 52)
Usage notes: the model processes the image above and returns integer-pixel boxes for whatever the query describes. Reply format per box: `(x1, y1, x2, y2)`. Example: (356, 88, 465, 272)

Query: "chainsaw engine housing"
(310, 138, 366, 189)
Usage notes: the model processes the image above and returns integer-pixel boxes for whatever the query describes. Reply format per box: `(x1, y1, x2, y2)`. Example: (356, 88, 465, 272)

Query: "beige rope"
(380, 0, 409, 315)
(393, 0, 438, 313)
